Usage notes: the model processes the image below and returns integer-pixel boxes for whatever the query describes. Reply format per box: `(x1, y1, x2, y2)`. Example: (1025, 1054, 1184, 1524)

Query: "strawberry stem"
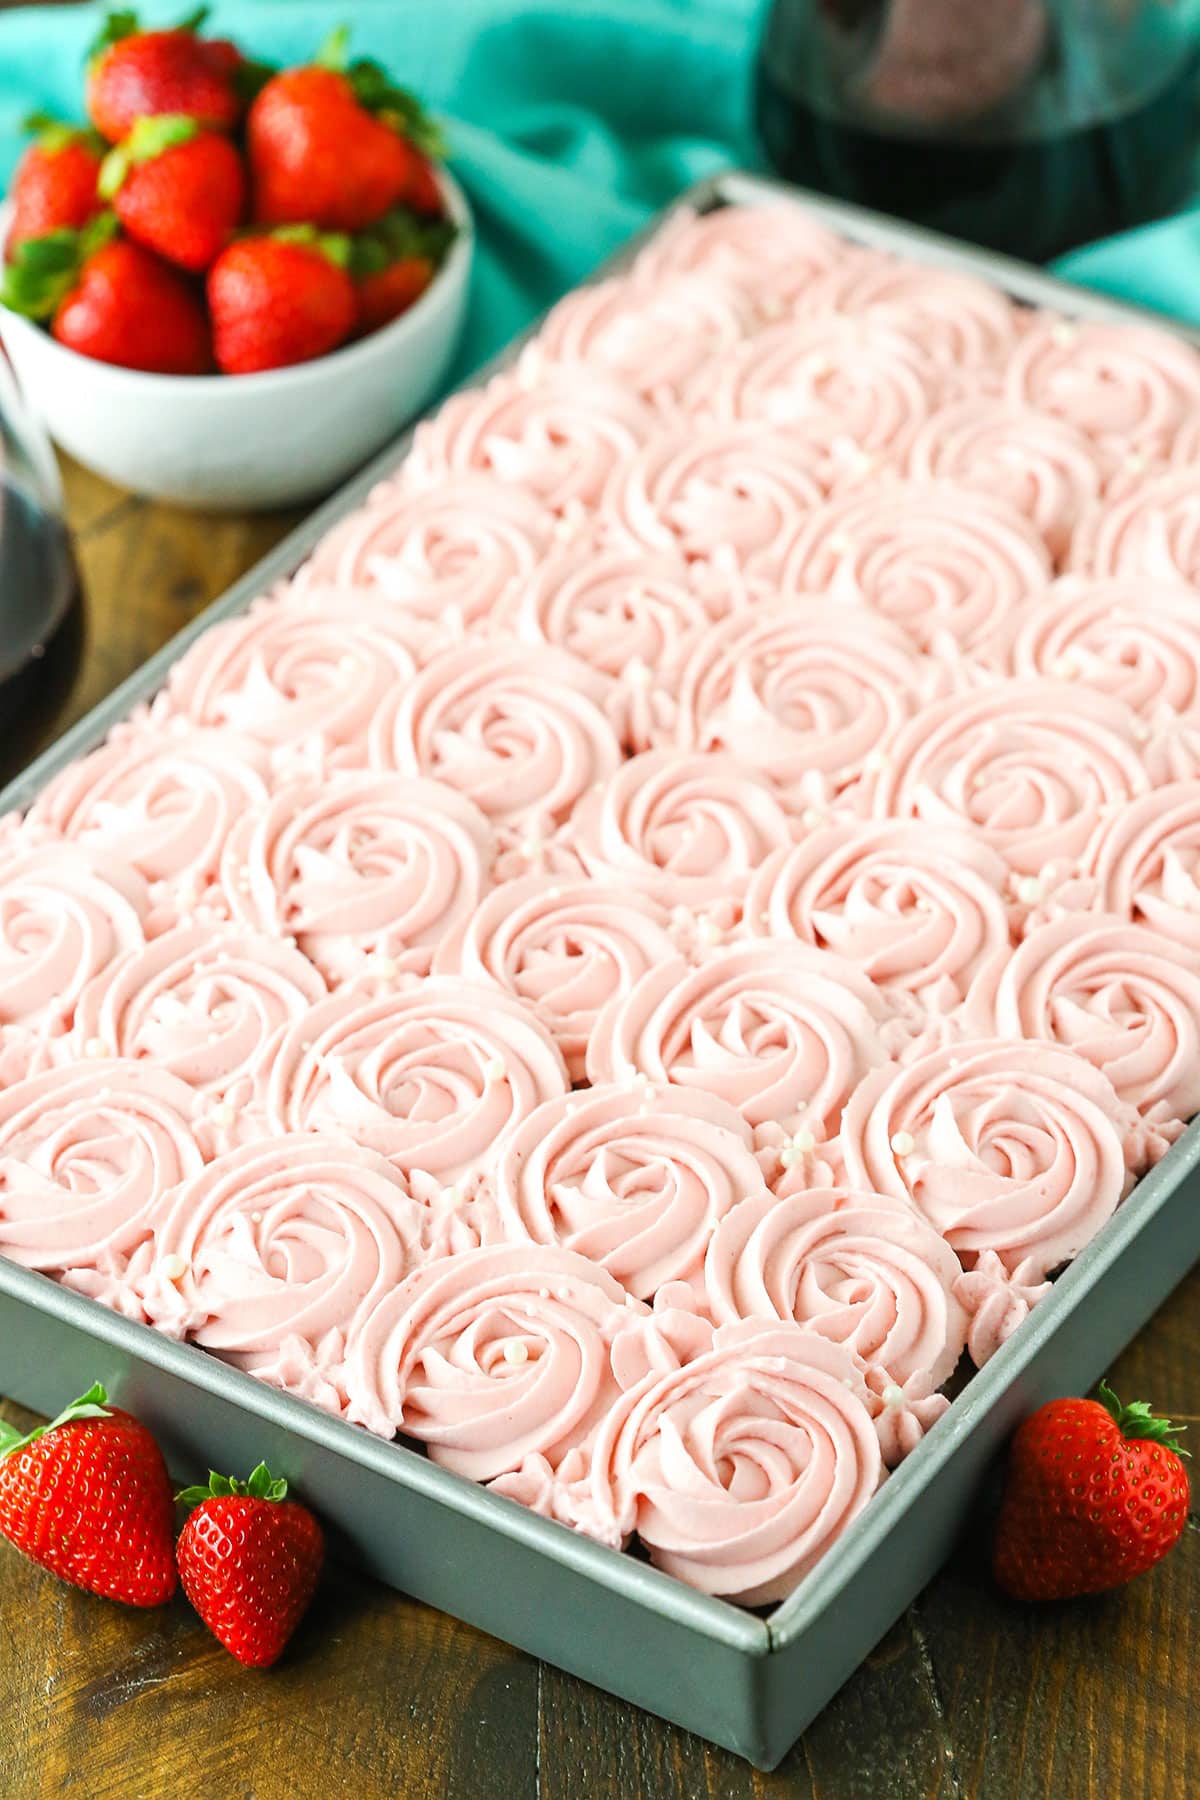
(1097, 1379, 1189, 1457)
(0, 1383, 112, 1459)
(176, 1462, 289, 1506)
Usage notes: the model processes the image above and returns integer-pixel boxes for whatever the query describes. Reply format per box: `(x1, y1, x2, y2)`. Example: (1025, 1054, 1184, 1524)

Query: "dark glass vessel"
(0, 361, 83, 790)
(757, 0, 1200, 262)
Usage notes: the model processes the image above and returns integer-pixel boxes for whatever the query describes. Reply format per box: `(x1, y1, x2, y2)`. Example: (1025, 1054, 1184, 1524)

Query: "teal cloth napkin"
(1, 0, 1199, 388)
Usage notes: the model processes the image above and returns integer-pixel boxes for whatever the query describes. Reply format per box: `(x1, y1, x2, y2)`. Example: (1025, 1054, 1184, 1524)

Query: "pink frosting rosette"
(0, 1058, 204, 1277)
(1087, 782, 1200, 954)
(68, 926, 326, 1125)
(433, 874, 677, 1082)
(1070, 467, 1200, 587)
(402, 366, 657, 513)
(905, 399, 1103, 561)
(704, 1185, 968, 1389)
(139, 1134, 472, 1413)
(796, 250, 1019, 374)
(295, 474, 554, 630)
(28, 724, 271, 901)
(496, 544, 720, 751)
(962, 913, 1200, 1140)
(343, 1242, 641, 1474)
(700, 316, 942, 459)
(676, 599, 932, 808)
(631, 203, 847, 296)
(586, 1319, 883, 1603)
(492, 1082, 769, 1300)
(366, 640, 622, 835)
(869, 679, 1151, 876)
(587, 940, 892, 1137)
(266, 979, 569, 1183)
(531, 269, 756, 403)
(1009, 577, 1200, 721)
(218, 772, 494, 983)
(743, 820, 1011, 1007)
(953, 1250, 1051, 1368)
(159, 590, 419, 768)
(778, 482, 1052, 665)
(839, 1038, 1134, 1278)
(0, 844, 149, 1038)
(601, 421, 825, 575)
(1005, 316, 1200, 460)
(566, 748, 794, 913)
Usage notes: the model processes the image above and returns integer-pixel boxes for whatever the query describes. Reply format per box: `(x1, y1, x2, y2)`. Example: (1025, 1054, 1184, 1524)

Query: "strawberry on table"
(0, 1383, 176, 1606)
(207, 228, 357, 374)
(351, 208, 455, 335)
(176, 1463, 324, 1667)
(7, 115, 105, 258)
(993, 1380, 1190, 1602)
(86, 7, 245, 143)
(99, 114, 245, 273)
(2, 215, 213, 374)
(247, 26, 444, 233)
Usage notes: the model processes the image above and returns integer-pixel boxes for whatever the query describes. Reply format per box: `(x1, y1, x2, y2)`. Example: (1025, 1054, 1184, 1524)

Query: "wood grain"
(1, 456, 1197, 1800)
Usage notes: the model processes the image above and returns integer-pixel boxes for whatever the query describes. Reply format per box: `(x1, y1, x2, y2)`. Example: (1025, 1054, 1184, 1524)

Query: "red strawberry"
(350, 208, 454, 336)
(100, 114, 244, 272)
(402, 150, 445, 220)
(3, 217, 213, 374)
(993, 1381, 1190, 1602)
(176, 1464, 324, 1666)
(0, 1384, 176, 1606)
(207, 229, 356, 374)
(247, 28, 444, 233)
(7, 116, 105, 258)
(356, 255, 434, 335)
(86, 9, 242, 143)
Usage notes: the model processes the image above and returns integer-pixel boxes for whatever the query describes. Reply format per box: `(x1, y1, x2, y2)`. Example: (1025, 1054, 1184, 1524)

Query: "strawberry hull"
(1, 173, 1199, 1768)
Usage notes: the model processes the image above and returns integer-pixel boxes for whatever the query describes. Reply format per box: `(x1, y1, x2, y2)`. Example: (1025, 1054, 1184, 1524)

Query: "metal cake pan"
(2, 170, 1199, 1770)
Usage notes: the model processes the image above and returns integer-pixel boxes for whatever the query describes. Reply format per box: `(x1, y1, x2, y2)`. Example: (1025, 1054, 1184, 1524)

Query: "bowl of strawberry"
(0, 13, 472, 510)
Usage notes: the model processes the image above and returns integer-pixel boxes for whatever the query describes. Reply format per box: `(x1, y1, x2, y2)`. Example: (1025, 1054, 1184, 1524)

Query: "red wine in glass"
(756, 0, 1200, 262)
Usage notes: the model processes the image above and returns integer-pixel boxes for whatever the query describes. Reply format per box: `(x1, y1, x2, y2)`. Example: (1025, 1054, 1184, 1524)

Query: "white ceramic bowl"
(0, 168, 473, 510)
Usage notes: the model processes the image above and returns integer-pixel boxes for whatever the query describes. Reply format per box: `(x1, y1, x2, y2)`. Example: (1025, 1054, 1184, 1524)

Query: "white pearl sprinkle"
(1125, 451, 1147, 475)
(863, 750, 888, 774)
(890, 1130, 915, 1157)
(250, 1211, 263, 1224)
(84, 1038, 107, 1059)
(209, 1102, 235, 1131)
(626, 659, 652, 689)
(801, 807, 826, 830)
(442, 1185, 462, 1208)
(484, 1057, 507, 1083)
(1050, 320, 1077, 348)
(882, 1383, 906, 1410)
(792, 1127, 816, 1154)
(538, 1287, 550, 1300)
(1016, 876, 1043, 906)
(372, 956, 399, 980)
(827, 531, 852, 556)
(503, 1339, 529, 1366)
(695, 915, 721, 946)
(339, 654, 358, 673)
(160, 1253, 188, 1282)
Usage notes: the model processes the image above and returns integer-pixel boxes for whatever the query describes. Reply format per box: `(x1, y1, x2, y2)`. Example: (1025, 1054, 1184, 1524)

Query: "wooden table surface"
(1, 457, 1197, 1800)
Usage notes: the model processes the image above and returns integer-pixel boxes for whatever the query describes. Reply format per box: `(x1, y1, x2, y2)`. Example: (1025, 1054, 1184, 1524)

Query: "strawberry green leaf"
(86, 9, 141, 63)
(349, 208, 455, 279)
(22, 113, 105, 157)
(233, 56, 277, 105)
(1, 227, 85, 320)
(176, 1463, 290, 1506)
(1097, 1380, 1190, 1457)
(173, 4, 210, 32)
(315, 23, 352, 73)
(101, 113, 197, 193)
(0, 1383, 111, 1459)
(272, 224, 351, 268)
(346, 60, 446, 156)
